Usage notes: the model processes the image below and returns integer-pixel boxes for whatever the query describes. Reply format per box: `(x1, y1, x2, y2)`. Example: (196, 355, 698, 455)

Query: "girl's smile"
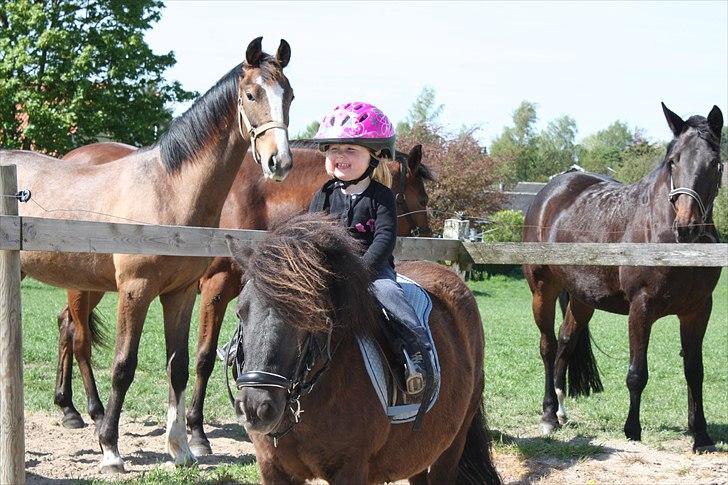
(325, 144, 371, 181)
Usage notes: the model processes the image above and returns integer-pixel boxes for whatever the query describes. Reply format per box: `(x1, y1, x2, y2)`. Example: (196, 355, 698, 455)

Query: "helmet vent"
(358, 113, 369, 122)
(341, 115, 350, 126)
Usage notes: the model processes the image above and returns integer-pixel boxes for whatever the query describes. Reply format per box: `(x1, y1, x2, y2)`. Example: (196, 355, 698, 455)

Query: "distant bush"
(714, 188, 728, 242)
(471, 210, 525, 280)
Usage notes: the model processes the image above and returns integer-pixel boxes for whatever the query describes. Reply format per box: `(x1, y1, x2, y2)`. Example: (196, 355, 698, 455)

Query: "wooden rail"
(1, 215, 726, 267)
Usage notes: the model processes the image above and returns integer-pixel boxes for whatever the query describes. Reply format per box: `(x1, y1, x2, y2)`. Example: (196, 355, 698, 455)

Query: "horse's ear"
(245, 37, 264, 66)
(276, 39, 291, 68)
(225, 235, 253, 267)
(661, 102, 685, 137)
(707, 105, 723, 137)
(407, 144, 423, 173)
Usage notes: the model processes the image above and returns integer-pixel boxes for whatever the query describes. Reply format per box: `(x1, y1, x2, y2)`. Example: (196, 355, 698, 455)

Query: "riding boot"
(383, 309, 431, 395)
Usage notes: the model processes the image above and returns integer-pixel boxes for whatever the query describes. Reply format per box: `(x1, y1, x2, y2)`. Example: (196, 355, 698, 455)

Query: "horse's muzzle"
(265, 150, 293, 182)
(236, 388, 286, 434)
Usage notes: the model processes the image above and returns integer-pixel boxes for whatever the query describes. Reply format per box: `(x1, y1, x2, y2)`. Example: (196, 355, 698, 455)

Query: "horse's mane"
(245, 213, 380, 336)
(158, 56, 283, 172)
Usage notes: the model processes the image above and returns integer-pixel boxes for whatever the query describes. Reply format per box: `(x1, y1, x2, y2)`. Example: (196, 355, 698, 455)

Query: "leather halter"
(668, 161, 724, 223)
(395, 157, 432, 237)
(237, 96, 289, 166)
(227, 328, 334, 446)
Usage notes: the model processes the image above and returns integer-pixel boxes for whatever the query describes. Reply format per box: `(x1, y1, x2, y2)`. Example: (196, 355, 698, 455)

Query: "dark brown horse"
(523, 103, 723, 452)
(227, 214, 500, 484)
(55, 141, 433, 455)
(1, 38, 294, 472)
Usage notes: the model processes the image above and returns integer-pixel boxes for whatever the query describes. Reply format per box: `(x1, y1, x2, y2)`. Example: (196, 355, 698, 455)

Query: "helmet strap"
(333, 156, 379, 188)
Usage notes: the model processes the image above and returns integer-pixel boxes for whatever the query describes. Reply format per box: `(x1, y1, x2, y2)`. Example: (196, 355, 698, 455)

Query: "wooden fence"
(1, 165, 727, 482)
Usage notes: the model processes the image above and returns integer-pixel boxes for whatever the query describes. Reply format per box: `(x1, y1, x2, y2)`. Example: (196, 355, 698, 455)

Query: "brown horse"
(227, 214, 500, 484)
(54, 141, 433, 455)
(523, 103, 723, 452)
(0, 37, 294, 472)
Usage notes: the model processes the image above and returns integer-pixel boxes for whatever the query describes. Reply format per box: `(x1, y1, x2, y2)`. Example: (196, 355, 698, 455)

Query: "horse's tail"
(88, 309, 110, 350)
(456, 400, 502, 485)
(567, 322, 603, 397)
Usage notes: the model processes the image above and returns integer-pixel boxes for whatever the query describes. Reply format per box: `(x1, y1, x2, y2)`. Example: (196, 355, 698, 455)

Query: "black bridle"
(668, 160, 724, 224)
(225, 326, 334, 447)
(395, 158, 432, 237)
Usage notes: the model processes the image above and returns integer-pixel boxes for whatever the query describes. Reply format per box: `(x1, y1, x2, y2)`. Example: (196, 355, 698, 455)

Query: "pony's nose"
(256, 402, 277, 422)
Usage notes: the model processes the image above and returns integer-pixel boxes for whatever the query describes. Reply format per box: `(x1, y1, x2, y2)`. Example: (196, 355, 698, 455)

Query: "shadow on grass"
(27, 473, 92, 485)
(491, 429, 614, 484)
(654, 422, 728, 450)
(205, 422, 249, 441)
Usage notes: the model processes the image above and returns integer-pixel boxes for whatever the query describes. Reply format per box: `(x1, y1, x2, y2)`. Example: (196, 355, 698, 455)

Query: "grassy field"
(19, 272, 728, 483)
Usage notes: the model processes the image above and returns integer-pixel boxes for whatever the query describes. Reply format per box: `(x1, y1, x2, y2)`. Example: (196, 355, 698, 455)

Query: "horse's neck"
(159, 130, 248, 227)
(633, 166, 676, 240)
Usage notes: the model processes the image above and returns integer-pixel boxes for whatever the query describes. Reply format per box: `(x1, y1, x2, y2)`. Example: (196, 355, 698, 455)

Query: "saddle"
(356, 274, 441, 427)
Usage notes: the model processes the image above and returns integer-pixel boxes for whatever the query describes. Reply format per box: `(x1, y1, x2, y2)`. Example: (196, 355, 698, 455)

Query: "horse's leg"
(97, 280, 153, 473)
(678, 298, 715, 452)
(70, 290, 106, 427)
(553, 298, 595, 425)
(187, 264, 241, 456)
(54, 302, 85, 428)
(530, 275, 561, 435)
(160, 284, 197, 466)
(623, 297, 655, 442)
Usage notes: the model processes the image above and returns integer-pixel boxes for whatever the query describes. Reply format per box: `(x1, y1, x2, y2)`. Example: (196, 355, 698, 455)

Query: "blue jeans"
(371, 265, 424, 338)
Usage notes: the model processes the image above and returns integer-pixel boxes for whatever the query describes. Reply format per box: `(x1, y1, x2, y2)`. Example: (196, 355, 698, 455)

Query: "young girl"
(309, 101, 430, 396)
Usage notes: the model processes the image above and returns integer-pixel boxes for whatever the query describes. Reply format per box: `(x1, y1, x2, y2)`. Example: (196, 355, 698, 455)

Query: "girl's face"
(325, 144, 370, 181)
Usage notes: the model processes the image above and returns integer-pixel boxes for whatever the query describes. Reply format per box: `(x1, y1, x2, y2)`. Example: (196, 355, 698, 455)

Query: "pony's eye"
(245, 92, 254, 102)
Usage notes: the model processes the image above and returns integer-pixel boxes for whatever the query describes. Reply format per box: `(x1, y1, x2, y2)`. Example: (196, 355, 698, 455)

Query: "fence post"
(442, 218, 472, 280)
(0, 165, 25, 485)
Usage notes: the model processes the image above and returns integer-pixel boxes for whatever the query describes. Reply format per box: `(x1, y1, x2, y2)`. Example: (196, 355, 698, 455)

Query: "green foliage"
(578, 121, 632, 174)
(534, 115, 578, 179)
(481, 209, 525, 242)
(489, 101, 539, 185)
(295, 120, 320, 139)
(0, 0, 197, 155)
(614, 137, 665, 183)
(395, 89, 506, 233)
(721, 126, 728, 164)
(713, 188, 728, 242)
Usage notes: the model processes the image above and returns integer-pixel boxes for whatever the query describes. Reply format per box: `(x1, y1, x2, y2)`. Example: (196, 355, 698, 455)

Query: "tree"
(489, 101, 539, 184)
(295, 120, 320, 139)
(0, 0, 197, 155)
(396, 86, 444, 144)
(614, 129, 665, 183)
(578, 121, 632, 174)
(535, 115, 578, 179)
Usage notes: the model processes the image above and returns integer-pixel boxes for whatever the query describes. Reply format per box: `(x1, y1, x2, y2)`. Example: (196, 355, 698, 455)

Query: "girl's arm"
(362, 186, 397, 268)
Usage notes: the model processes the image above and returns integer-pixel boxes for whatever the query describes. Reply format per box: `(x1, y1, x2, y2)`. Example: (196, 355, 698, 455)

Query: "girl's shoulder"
(368, 180, 396, 205)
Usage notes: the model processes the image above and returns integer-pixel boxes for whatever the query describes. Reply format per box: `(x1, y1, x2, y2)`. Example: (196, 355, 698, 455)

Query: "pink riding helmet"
(314, 101, 396, 159)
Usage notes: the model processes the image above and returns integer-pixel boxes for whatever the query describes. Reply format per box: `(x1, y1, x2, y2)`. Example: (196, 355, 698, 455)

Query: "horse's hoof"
(100, 463, 125, 474)
(540, 420, 559, 436)
(694, 444, 717, 454)
(190, 441, 212, 457)
(62, 414, 86, 429)
(556, 413, 569, 426)
(175, 454, 198, 468)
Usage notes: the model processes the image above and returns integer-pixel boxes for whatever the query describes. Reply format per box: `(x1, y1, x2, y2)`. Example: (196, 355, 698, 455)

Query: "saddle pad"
(356, 273, 441, 424)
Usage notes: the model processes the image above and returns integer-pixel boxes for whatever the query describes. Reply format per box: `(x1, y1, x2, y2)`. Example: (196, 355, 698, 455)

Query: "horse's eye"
(245, 92, 255, 102)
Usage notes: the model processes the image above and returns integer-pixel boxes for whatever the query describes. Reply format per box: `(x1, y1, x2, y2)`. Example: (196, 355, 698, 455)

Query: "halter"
(226, 326, 334, 447)
(668, 161, 724, 223)
(395, 157, 432, 237)
(237, 96, 289, 166)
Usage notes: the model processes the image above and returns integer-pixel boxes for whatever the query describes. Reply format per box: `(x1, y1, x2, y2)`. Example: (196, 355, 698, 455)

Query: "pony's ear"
(707, 105, 723, 136)
(225, 235, 253, 267)
(661, 102, 685, 137)
(276, 39, 291, 68)
(407, 144, 423, 173)
(245, 37, 264, 66)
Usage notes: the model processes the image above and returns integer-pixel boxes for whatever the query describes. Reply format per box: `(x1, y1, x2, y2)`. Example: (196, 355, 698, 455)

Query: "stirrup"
(403, 348, 425, 395)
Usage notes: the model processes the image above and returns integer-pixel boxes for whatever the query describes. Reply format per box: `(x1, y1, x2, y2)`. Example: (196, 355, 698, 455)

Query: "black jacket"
(309, 179, 397, 270)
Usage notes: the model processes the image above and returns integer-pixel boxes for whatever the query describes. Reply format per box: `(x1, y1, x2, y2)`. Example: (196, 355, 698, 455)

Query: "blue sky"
(145, 1, 727, 146)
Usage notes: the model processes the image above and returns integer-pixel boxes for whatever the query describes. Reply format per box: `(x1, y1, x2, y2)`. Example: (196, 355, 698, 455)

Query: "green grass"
(476, 272, 728, 459)
(19, 272, 728, 480)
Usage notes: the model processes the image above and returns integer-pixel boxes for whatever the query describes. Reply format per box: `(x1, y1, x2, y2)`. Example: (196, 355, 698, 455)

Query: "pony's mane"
(245, 213, 380, 335)
(158, 57, 282, 172)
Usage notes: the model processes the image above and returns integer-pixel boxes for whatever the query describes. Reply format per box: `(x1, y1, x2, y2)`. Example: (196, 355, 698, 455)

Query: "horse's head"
(226, 216, 377, 436)
(390, 144, 435, 237)
(238, 37, 294, 181)
(661, 103, 723, 242)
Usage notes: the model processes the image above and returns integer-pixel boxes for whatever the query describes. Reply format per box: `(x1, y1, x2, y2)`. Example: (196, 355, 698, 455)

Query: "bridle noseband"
(396, 158, 432, 237)
(237, 96, 289, 166)
(225, 327, 334, 446)
(668, 161, 724, 224)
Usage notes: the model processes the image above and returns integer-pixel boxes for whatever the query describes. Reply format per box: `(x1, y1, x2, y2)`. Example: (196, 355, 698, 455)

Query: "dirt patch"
(22, 411, 728, 484)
